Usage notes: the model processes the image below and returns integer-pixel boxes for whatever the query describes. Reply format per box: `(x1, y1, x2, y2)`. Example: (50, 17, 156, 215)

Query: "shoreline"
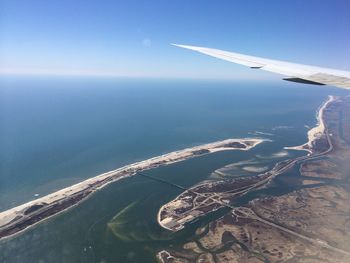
(157, 96, 338, 233)
(0, 138, 264, 240)
(284, 95, 335, 154)
(156, 95, 350, 263)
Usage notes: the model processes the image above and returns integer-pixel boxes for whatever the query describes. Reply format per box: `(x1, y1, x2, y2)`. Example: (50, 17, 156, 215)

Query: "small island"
(156, 96, 350, 263)
(0, 138, 264, 240)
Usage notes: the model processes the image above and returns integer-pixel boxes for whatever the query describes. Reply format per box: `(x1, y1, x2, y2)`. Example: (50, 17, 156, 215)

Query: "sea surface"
(0, 77, 347, 262)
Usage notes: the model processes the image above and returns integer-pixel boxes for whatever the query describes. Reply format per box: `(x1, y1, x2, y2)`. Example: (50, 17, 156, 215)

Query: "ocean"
(0, 77, 347, 262)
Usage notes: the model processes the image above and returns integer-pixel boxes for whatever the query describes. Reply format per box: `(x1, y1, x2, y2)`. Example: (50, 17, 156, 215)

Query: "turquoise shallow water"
(0, 77, 347, 262)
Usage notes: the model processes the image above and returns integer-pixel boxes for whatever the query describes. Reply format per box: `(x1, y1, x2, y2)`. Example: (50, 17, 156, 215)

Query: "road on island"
(152, 98, 350, 256)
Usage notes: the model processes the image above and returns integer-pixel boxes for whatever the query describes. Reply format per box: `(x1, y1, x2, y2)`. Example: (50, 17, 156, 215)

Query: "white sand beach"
(0, 138, 265, 238)
(284, 95, 335, 154)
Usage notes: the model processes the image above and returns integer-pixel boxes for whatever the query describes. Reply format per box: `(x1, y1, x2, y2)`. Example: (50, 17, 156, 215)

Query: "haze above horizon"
(1, 0, 349, 80)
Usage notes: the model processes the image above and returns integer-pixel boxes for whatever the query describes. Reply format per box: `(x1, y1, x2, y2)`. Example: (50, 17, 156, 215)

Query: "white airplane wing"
(172, 44, 350, 90)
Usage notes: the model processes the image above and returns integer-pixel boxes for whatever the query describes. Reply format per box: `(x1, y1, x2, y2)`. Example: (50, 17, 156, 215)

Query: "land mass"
(0, 138, 264, 240)
(157, 95, 350, 263)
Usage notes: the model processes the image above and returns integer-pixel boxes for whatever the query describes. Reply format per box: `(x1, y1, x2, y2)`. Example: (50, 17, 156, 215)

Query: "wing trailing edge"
(172, 44, 350, 90)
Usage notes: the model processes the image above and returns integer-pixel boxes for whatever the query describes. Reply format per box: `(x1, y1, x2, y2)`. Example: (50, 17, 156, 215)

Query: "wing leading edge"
(172, 44, 350, 90)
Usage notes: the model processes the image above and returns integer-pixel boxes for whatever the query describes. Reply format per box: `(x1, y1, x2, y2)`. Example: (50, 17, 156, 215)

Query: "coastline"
(0, 138, 264, 240)
(284, 95, 335, 154)
(157, 96, 338, 233)
(156, 96, 350, 263)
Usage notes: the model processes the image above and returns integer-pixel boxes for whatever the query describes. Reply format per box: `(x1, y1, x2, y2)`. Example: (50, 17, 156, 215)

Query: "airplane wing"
(172, 44, 350, 90)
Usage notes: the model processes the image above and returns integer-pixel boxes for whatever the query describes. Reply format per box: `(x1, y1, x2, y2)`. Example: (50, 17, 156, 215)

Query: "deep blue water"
(0, 77, 346, 211)
(1, 76, 349, 262)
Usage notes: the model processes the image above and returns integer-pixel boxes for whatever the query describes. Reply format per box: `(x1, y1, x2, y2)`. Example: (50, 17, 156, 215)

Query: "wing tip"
(170, 43, 202, 51)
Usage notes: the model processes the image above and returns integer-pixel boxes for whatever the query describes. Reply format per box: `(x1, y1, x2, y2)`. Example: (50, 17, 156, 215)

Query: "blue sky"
(1, 0, 349, 79)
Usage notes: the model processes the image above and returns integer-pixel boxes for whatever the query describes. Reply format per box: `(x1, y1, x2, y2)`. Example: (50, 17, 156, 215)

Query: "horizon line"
(0, 67, 276, 81)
